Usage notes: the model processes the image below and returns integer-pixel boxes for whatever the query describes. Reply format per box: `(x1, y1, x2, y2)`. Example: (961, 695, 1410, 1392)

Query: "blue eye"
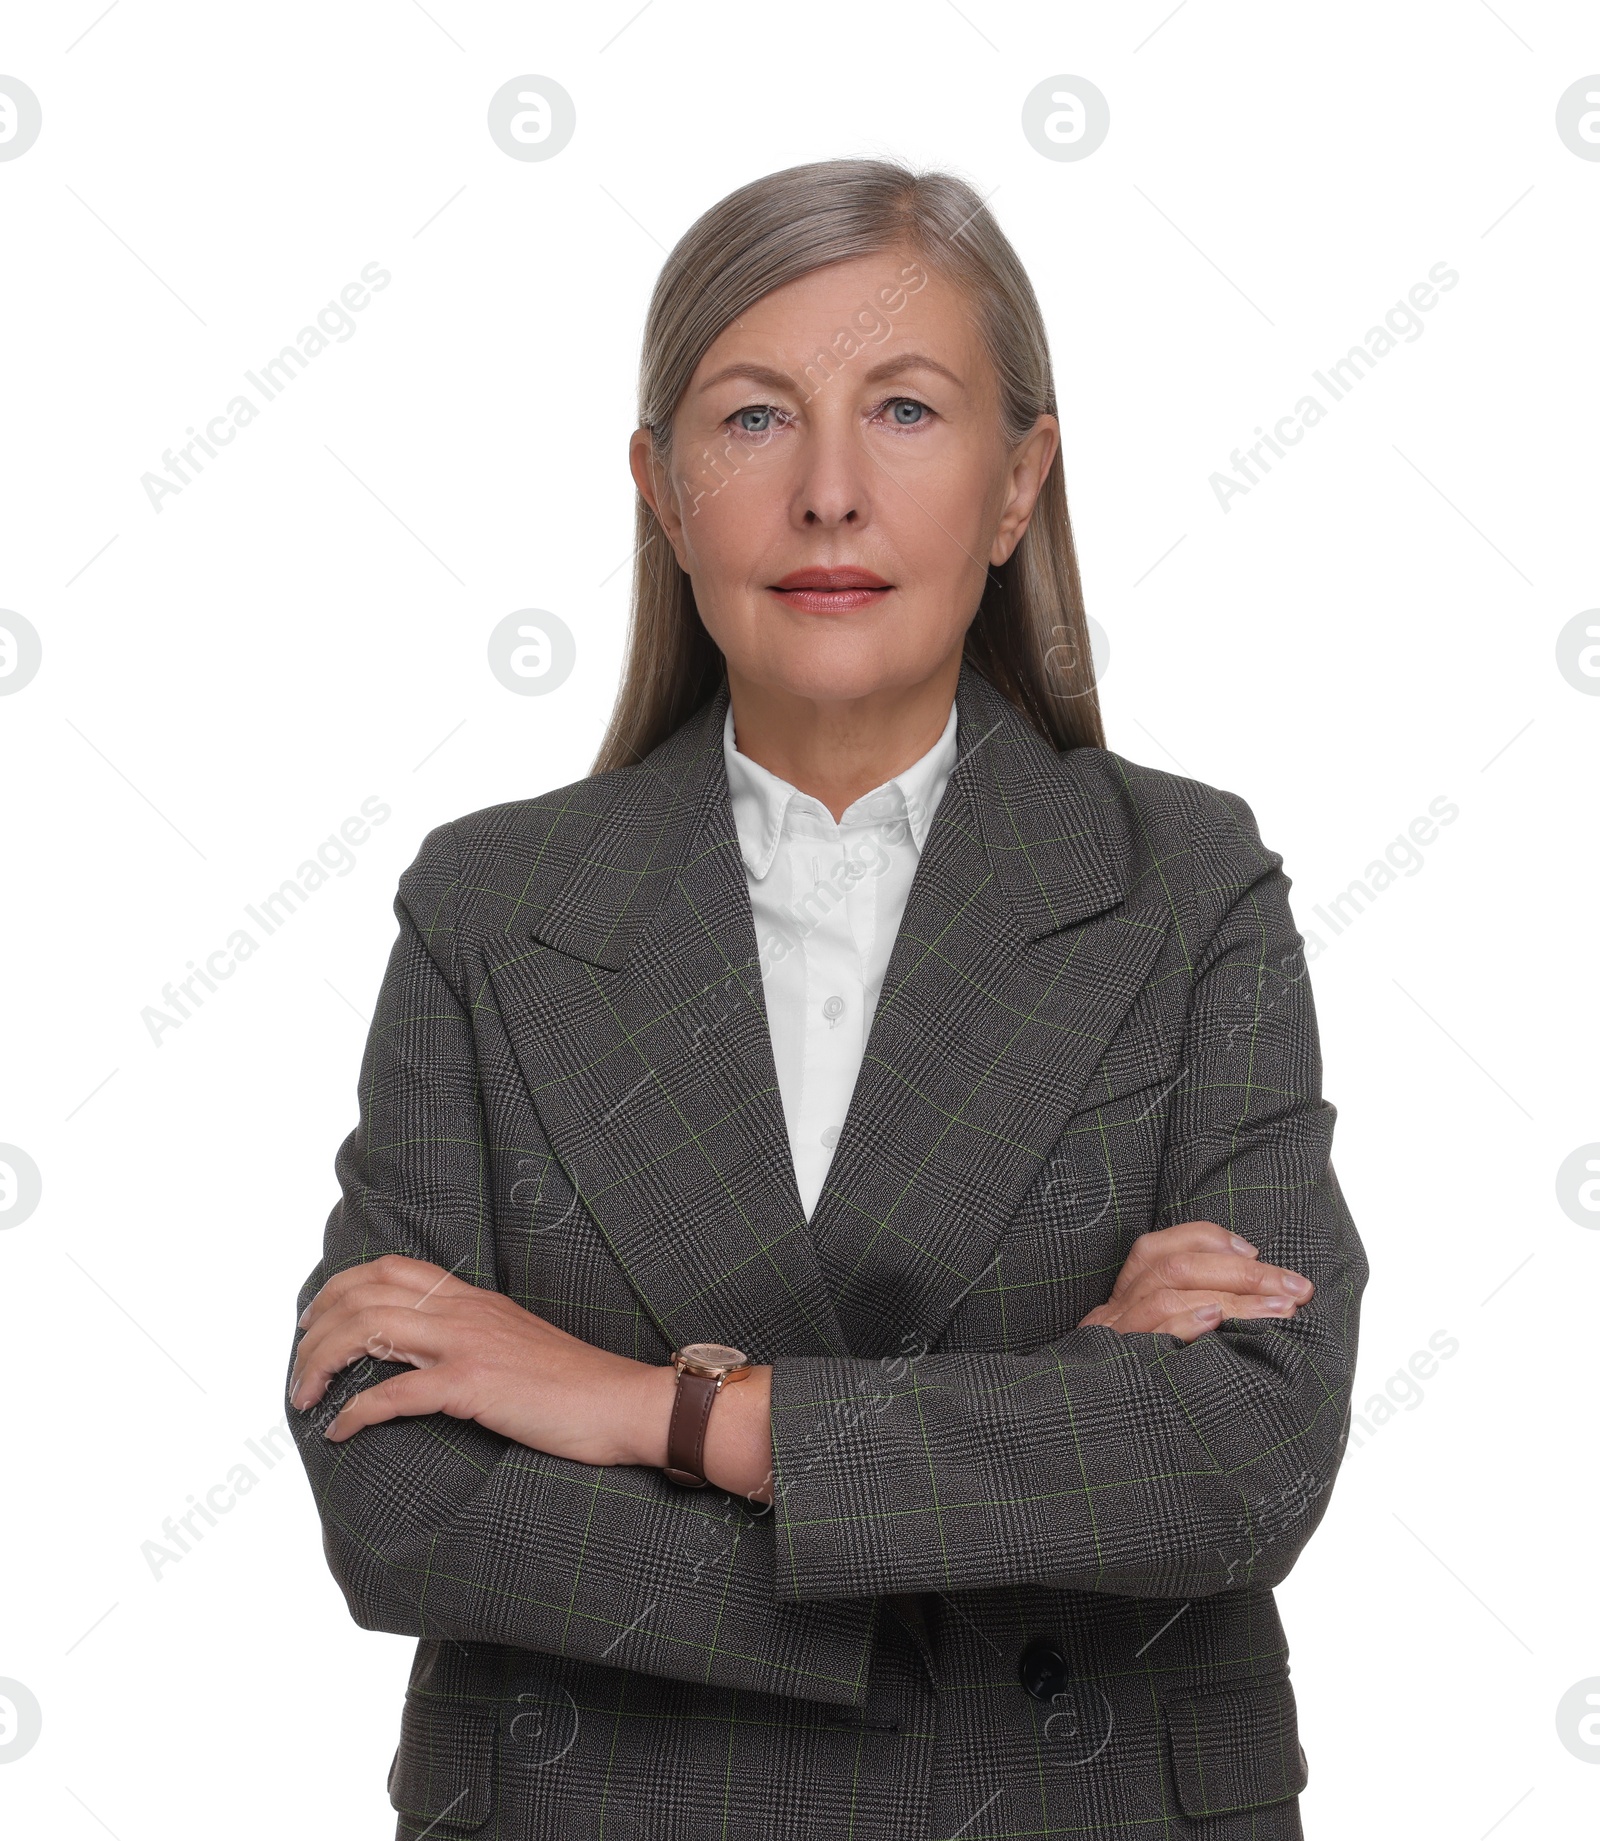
(724, 397, 933, 437)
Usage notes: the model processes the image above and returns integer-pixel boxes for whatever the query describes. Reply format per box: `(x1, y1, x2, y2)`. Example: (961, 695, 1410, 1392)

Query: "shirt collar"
(723, 699, 959, 882)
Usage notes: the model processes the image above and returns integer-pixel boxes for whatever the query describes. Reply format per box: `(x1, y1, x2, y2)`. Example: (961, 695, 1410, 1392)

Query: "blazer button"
(1018, 1638, 1070, 1703)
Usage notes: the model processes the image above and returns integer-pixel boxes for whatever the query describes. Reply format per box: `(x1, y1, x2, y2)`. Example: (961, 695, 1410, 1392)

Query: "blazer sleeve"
(763, 790, 1371, 1604)
(285, 820, 878, 1708)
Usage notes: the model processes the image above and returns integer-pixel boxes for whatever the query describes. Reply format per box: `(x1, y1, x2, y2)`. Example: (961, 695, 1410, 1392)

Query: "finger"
(1107, 1258, 1290, 1325)
(1201, 1290, 1303, 1322)
(1100, 1287, 1302, 1335)
(323, 1367, 468, 1441)
(1109, 1222, 1259, 1299)
(1126, 1251, 1313, 1302)
(298, 1279, 453, 1334)
(1153, 1303, 1226, 1343)
(297, 1254, 467, 1328)
(290, 1288, 445, 1401)
(291, 1306, 449, 1408)
(298, 1254, 466, 1329)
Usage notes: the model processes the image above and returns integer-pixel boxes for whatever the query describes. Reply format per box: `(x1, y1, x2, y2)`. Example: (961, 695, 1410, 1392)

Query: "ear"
(989, 413, 1061, 567)
(629, 427, 689, 567)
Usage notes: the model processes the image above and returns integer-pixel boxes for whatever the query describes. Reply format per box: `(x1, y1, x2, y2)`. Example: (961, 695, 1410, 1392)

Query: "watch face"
(677, 1341, 749, 1374)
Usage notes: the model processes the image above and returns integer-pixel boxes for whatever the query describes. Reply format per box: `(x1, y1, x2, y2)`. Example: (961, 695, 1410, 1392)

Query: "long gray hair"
(592, 156, 1104, 773)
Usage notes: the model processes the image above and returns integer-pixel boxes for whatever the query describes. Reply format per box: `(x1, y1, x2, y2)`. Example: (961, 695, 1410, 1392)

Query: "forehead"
(690, 247, 982, 382)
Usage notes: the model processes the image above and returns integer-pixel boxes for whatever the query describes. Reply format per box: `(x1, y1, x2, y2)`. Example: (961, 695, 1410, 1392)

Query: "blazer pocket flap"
(1163, 1677, 1308, 1818)
(388, 1692, 497, 1832)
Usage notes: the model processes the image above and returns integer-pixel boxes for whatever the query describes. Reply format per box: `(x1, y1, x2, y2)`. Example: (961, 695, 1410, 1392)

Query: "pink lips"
(768, 567, 893, 615)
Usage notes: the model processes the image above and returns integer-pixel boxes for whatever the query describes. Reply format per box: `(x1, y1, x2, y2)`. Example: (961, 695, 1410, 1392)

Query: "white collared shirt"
(723, 701, 958, 1220)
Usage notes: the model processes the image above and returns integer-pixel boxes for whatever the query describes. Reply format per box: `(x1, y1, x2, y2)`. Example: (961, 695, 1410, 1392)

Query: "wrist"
(629, 1360, 680, 1469)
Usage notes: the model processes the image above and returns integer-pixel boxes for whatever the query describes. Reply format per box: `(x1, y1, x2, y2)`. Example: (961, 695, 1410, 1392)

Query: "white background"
(2, 2, 1597, 1835)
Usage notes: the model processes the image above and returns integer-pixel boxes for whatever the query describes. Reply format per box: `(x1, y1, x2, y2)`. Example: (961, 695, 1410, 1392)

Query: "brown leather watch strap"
(663, 1368, 721, 1487)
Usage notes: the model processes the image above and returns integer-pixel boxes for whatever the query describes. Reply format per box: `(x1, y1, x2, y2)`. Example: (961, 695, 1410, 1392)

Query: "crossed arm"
(287, 805, 1365, 1695)
(289, 1226, 1316, 1504)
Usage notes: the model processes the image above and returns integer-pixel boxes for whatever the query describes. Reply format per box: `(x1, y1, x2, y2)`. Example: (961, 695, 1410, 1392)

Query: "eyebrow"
(695, 351, 965, 395)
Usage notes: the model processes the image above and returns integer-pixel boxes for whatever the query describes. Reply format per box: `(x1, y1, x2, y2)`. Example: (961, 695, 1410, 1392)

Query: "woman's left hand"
(289, 1253, 670, 1464)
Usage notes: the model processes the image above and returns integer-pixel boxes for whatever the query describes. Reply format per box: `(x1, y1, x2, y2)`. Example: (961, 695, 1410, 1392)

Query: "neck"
(725, 655, 961, 821)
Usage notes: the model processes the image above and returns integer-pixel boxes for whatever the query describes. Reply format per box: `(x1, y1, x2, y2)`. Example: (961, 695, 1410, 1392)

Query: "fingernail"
(298, 1306, 311, 1328)
(1260, 1295, 1294, 1313)
(1283, 1274, 1312, 1297)
(1193, 1304, 1224, 1324)
(1229, 1236, 1255, 1256)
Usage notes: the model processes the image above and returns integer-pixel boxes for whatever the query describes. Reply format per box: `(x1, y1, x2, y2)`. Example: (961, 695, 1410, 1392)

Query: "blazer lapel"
(483, 682, 854, 1360)
(802, 665, 1174, 1359)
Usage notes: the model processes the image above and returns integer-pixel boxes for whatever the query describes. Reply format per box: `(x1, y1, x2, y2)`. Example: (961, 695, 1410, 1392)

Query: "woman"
(287, 157, 1368, 1841)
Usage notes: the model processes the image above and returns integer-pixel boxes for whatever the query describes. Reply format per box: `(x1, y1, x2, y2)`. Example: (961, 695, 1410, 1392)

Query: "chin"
(746, 639, 939, 706)
(728, 607, 962, 705)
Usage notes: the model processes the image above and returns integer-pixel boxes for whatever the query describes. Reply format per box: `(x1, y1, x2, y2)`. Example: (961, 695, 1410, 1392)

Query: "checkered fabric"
(288, 660, 1368, 1840)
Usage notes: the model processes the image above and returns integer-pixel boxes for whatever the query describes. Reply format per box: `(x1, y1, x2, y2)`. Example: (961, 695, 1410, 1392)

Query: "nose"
(791, 408, 871, 530)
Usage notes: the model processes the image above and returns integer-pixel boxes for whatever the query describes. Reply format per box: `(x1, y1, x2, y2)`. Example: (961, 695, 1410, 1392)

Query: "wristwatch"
(663, 1342, 755, 1487)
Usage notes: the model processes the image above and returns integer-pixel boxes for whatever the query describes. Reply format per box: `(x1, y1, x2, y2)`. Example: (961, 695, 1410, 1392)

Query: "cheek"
(674, 442, 785, 568)
(882, 451, 1003, 584)
(673, 504, 765, 634)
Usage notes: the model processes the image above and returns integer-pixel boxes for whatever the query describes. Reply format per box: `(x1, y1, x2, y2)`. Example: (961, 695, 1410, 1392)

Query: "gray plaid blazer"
(287, 660, 1368, 1841)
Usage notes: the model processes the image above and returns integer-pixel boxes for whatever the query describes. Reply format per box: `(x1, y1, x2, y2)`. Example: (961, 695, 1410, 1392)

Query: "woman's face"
(630, 245, 1059, 710)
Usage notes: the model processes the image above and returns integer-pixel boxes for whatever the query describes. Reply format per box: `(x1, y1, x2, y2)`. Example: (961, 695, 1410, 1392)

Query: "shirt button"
(820, 1125, 841, 1150)
(822, 995, 845, 1025)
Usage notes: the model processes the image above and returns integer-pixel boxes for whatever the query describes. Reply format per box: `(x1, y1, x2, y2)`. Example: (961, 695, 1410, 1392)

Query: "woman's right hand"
(1077, 1220, 1314, 1344)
